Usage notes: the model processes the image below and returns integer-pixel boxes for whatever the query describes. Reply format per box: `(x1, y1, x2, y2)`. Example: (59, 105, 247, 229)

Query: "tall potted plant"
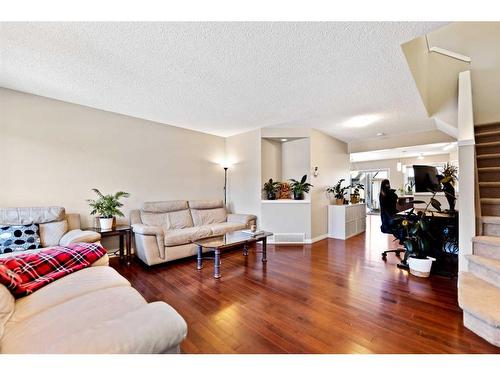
(87, 189, 130, 230)
(263, 178, 281, 200)
(289, 175, 313, 200)
(439, 163, 458, 211)
(327, 179, 349, 205)
(400, 192, 441, 277)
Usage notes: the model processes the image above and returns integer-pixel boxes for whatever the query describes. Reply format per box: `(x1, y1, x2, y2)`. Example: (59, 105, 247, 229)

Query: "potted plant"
(87, 189, 130, 230)
(400, 192, 441, 277)
(327, 179, 349, 205)
(405, 181, 415, 195)
(349, 183, 364, 204)
(439, 163, 458, 211)
(289, 175, 313, 200)
(263, 178, 281, 200)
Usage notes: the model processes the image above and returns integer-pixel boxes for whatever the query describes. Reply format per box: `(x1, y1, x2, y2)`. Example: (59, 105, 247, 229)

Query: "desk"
(397, 209, 458, 277)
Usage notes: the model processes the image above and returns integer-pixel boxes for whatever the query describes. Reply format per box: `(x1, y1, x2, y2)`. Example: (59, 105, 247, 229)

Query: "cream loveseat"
(0, 206, 188, 353)
(131, 200, 257, 266)
(0, 206, 105, 264)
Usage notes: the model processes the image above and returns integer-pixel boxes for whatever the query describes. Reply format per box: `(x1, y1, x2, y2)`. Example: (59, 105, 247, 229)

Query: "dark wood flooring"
(110, 216, 500, 353)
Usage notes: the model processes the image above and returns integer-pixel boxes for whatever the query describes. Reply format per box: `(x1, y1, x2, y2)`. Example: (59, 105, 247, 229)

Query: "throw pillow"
(0, 223, 42, 254)
(39, 220, 68, 247)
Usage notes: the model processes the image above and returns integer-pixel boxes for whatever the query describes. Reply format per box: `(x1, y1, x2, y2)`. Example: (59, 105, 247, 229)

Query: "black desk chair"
(380, 209, 405, 260)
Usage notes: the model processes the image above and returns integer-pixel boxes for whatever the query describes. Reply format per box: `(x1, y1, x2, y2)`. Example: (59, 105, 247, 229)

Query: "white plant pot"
(408, 256, 436, 278)
(99, 217, 114, 230)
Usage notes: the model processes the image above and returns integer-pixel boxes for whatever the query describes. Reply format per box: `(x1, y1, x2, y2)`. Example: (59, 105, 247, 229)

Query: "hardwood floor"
(110, 215, 500, 353)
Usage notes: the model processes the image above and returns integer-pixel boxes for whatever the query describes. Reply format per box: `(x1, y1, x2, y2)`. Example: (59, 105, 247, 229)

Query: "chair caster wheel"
(382, 254, 387, 261)
(395, 251, 401, 257)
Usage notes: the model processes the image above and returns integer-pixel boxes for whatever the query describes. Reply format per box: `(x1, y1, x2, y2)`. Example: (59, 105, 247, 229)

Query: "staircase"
(458, 122, 500, 347)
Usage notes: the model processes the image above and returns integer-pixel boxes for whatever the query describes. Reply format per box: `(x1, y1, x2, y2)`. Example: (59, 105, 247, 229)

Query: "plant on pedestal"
(87, 189, 130, 230)
(263, 178, 281, 200)
(289, 175, 313, 200)
(327, 179, 349, 205)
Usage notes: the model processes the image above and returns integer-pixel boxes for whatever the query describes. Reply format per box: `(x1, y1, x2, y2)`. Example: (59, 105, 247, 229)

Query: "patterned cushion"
(0, 224, 42, 254)
(39, 220, 68, 247)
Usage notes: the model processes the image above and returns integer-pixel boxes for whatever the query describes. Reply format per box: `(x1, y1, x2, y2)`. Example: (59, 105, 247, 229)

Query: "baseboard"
(308, 234, 328, 244)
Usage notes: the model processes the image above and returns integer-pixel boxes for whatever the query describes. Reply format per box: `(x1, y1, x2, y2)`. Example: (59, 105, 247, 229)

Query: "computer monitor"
(413, 165, 441, 193)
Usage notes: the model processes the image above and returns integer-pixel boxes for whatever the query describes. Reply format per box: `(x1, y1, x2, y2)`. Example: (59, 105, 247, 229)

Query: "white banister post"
(458, 70, 475, 272)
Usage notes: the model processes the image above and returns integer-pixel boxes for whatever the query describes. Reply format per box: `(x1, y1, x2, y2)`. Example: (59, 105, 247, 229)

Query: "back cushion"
(39, 220, 68, 247)
(140, 210, 194, 230)
(0, 224, 42, 254)
(0, 284, 15, 339)
(191, 207, 227, 226)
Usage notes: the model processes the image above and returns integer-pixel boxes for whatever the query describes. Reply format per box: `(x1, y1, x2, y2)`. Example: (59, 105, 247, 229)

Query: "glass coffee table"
(194, 230, 273, 279)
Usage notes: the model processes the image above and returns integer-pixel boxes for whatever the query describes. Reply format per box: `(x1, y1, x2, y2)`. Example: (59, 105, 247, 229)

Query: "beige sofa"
(0, 206, 188, 353)
(131, 200, 257, 266)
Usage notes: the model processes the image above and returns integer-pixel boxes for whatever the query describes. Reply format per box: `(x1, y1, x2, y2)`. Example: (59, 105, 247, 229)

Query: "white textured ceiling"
(0, 22, 448, 140)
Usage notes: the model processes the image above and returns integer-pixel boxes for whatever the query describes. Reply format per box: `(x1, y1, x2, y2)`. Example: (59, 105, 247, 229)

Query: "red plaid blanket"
(0, 242, 107, 298)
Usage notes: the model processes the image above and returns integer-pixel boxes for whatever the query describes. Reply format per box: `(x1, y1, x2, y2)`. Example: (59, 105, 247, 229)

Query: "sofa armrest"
(44, 301, 188, 354)
(132, 223, 163, 236)
(59, 229, 101, 246)
(227, 213, 257, 227)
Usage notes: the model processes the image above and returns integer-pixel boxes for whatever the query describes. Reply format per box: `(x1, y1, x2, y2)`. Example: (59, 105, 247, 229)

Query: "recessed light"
(281, 138, 288, 142)
(343, 114, 381, 128)
(376, 132, 385, 137)
(418, 153, 424, 160)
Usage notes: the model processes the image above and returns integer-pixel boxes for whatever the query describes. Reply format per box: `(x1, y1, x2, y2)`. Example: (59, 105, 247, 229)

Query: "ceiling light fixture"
(376, 132, 385, 137)
(342, 114, 381, 128)
(281, 138, 288, 142)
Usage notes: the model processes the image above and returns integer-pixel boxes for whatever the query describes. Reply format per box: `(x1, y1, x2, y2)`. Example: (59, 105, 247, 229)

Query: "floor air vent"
(272, 233, 305, 244)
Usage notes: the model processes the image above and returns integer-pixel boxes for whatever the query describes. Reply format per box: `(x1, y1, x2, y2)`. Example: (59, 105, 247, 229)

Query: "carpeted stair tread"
(479, 182, 500, 187)
(473, 235, 500, 246)
(475, 130, 500, 137)
(478, 167, 500, 172)
(481, 198, 500, 205)
(459, 272, 500, 328)
(467, 254, 500, 275)
(476, 141, 500, 147)
(482, 216, 500, 224)
(477, 154, 500, 159)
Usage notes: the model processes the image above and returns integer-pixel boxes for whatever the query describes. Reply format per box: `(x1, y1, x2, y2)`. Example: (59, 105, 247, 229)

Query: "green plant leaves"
(87, 189, 130, 218)
(430, 198, 442, 211)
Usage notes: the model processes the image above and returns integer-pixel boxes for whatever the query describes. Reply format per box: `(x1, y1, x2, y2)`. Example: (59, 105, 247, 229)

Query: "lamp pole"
(223, 167, 228, 206)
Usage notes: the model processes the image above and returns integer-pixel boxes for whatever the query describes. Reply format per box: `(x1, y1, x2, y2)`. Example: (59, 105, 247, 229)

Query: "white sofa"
(130, 200, 257, 266)
(0, 206, 188, 353)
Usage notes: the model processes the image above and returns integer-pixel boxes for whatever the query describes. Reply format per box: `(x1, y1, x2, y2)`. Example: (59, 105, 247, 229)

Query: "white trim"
(458, 139, 475, 147)
(261, 199, 311, 204)
(429, 47, 471, 63)
(309, 234, 328, 244)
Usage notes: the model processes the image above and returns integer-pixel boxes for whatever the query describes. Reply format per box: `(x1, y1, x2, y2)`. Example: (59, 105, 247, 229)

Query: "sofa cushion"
(59, 229, 101, 246)
(164, 227, 212, 247)
(0, 207, 65, 226)
(39, 220, 68, 247)
(209, 222, 247, 236)
(0, 285, 15, 339)
(0, 224, 42, 254)
(0, 285, 147, 354)
(190, 207, 227, 226)
(188, 200, 224, 210)
(141, 210, 194, 230)
(142, 200, 188, 213)
(10, 266, 129, 323)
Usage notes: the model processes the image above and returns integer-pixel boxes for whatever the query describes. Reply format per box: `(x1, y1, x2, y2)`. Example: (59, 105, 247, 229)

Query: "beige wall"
(0, 88, 226, 228)
(310, 129, 349, 239)
(225, 129, 262, 218)
(282, 138, 310, 181)
(261, 138, 282, 185)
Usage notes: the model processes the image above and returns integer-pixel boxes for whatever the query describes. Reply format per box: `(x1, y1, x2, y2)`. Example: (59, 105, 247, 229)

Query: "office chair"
(380, 208, 405, 260)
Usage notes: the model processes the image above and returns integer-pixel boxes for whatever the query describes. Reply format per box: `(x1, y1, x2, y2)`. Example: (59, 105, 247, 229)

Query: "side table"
(84, 225, 132, 264)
